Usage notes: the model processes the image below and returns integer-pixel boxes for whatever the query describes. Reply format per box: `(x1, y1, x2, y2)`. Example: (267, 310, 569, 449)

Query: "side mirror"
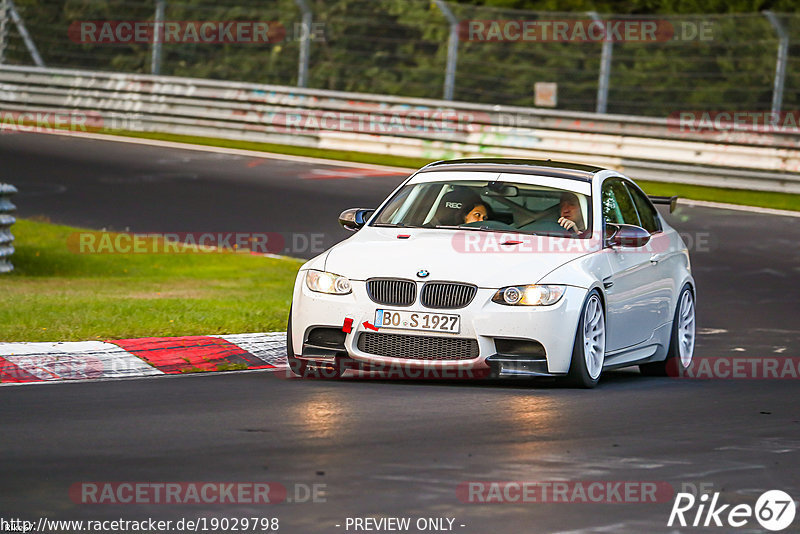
(339, 208, 375, 231)
(606, 223, 651, 248)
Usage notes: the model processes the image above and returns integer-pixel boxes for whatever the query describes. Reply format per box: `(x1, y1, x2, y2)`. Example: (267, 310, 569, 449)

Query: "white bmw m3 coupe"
(287, 159, 696, 387)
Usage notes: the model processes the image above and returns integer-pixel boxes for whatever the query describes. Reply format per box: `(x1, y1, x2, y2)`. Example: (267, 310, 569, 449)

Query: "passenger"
(431, 188, 481, 226)
(462, 202, 490, 224)
(557, 192, 586, 233)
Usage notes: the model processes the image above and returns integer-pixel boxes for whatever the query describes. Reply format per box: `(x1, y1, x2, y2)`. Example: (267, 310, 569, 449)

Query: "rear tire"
(565, 290, 605, 388)
(640, 284, 695, 377)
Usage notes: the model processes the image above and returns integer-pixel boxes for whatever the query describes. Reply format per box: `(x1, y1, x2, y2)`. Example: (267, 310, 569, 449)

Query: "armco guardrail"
(0, 183, 17, 274)
(1, 65, 800, 193)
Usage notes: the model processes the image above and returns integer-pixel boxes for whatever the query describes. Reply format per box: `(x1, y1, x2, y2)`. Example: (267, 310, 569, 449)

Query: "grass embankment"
(116, 130, 800, 212)
(0, 218, 302, 342)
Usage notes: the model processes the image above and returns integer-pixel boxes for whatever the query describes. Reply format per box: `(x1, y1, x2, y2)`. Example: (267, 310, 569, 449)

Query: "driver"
(557, 192, 586, 233)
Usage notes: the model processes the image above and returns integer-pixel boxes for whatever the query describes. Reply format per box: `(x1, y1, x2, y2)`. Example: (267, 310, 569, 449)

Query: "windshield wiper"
(434, 225, 485, 231)
(434, 224, 557, 237)
(373, 223, 436, 230)
(436, 224, 528, 232)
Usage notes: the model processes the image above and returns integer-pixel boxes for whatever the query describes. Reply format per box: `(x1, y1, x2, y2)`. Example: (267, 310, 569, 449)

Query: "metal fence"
(0, 183, 16, 274)
(0, 0, 798, 117)
(2, 65, 799, 193)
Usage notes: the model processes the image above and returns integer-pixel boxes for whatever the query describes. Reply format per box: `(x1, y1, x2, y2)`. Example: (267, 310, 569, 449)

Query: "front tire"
(640, 284, 696, 377)
(565, 291, 606, 388)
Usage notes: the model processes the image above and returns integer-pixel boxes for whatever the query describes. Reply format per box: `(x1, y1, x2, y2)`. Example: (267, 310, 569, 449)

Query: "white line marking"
(0, 366, 285, 387)
(219, 332, 288, 367)
(0, 334, 289, 385)
(681, 199, 800, 218)
(698, 328, 728, 335)
(38, 130, 415, 173)
(0, 341, 162, 380)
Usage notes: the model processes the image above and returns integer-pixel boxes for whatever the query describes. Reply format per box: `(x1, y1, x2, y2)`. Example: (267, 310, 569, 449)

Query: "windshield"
(372, 180, 592, 238)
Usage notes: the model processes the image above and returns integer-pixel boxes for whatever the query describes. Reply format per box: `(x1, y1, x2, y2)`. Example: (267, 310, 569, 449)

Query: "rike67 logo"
(668, 490, 796, 531)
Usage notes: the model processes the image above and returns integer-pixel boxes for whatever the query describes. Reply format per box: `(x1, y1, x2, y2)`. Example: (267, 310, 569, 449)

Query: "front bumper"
(290, 274, 587, 376)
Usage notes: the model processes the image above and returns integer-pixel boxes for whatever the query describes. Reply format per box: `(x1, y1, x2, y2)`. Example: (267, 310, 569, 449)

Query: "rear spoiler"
(648, 195, 678, 213)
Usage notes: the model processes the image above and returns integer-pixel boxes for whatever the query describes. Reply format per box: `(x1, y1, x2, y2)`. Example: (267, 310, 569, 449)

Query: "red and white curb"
(0, 333, 287, 385)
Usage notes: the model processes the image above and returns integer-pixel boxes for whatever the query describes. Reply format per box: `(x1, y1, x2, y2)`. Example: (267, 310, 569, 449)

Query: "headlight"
(305, 270, 352, 295)
(492, 284, 566, 306)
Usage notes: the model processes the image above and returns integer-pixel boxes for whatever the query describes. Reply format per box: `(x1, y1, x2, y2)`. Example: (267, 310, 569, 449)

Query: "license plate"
(374, 309, 460, 334)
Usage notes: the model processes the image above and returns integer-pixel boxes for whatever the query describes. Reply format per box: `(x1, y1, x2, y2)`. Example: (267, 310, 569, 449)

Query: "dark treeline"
(4, 0, 798, 116)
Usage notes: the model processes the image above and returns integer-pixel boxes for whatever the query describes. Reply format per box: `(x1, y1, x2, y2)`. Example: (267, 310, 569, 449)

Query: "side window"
(626, 183, 661, 233)
(601, 179, 640, 227)
(602, 183, 622, 225)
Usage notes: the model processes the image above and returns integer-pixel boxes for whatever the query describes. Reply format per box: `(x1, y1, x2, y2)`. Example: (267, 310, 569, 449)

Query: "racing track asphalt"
(1, 132, 799, 533)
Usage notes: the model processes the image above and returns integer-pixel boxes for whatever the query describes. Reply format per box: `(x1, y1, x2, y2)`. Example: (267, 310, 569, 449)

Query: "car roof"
(418, 158, 604, 183)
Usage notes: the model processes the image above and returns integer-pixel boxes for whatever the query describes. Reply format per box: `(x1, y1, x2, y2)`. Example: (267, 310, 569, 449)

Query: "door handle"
(650, 254, 663, 264)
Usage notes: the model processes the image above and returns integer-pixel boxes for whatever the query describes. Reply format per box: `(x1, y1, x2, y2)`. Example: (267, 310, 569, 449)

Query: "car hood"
(323, 227, 598, 287)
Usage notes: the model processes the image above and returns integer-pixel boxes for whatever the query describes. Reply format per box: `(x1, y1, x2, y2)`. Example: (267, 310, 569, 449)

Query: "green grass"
(110, 130, 800, 212)
(633, 180, 800, 212)
(119, 130, 427, 170)
(0, 218, 302, 342)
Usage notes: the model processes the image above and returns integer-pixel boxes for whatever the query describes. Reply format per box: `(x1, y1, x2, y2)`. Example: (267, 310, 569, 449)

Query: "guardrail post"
(764, 11, 789, 116)
(294, 0, 312, 88)
(7, 0, 43, 67)
(0, 183, 17, 274)
(588, 11, 612, 114)
(0, 0, 8, 65)
(433, 0, 459, 101)
(150, 0, 166, 75)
